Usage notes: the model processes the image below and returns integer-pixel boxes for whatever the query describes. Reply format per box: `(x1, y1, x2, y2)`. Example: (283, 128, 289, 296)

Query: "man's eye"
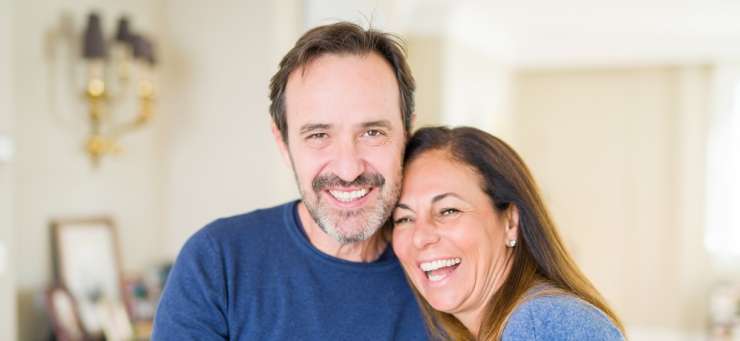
(307, 132, 328, 140)
(363, 129, 386, 137)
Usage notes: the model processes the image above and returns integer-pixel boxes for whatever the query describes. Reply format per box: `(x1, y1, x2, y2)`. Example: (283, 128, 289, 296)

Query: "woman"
(392, 126, 625, 340)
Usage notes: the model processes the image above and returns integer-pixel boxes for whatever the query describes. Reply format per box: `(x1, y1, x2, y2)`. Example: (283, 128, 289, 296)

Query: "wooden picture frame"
(50, 217, 127, 338)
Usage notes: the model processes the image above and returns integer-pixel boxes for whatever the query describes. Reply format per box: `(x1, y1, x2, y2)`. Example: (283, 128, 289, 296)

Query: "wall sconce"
(82, 12, 157, 165)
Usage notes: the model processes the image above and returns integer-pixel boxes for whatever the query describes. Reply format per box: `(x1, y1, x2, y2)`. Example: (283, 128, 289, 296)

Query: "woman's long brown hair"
(402, 126, 625, 340)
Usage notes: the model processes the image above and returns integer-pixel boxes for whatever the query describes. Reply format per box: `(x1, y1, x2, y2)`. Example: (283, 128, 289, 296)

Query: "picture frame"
(50, 216, 127, 338)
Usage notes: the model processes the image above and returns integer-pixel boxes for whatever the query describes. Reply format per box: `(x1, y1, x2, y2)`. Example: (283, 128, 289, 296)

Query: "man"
(152, 22, 426, 340)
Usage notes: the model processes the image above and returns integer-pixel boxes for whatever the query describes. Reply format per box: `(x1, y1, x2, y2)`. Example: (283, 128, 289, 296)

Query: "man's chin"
(320, 214, 384, 242)
(324, 220, 369, 238)
(307, 195, 393, 243)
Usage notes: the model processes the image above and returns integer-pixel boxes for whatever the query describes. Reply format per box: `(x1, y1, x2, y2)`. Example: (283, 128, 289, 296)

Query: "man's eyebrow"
(361, 120, 393, 130)
(299, 123, 331, 134)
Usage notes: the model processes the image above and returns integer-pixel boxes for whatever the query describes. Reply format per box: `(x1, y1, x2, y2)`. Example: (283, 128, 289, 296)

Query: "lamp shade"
(132, 35, 156, 66)
(115, 16, 133, 45)
(144, 39, 156, 66)
(131, 34, 144, 59)
(82, 13, 107, 59)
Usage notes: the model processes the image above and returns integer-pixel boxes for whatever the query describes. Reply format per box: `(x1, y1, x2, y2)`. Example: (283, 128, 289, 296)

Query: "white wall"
(406, 35, 445, 128)
(303, 0, 395, 29)
(511, 66, 712, 338)
(158, 0, 300, 258)
(441, 39, 514, 140)
(12, 1, 166, 340)
(1, 0, 17, 339)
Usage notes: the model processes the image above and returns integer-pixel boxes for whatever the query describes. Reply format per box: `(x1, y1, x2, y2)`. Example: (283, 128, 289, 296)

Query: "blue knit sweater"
(152, 201, 426, 340)
(501, 294, 624, 340)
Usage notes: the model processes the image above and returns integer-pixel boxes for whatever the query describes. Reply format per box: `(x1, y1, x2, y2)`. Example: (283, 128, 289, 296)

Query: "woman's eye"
(394, 216, 413, 225)
(440, 208, 460, 216)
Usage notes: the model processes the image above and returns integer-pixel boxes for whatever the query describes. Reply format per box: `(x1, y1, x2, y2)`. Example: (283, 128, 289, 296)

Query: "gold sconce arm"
(84, 78, 156, 165)
(81, 13, 158, 167)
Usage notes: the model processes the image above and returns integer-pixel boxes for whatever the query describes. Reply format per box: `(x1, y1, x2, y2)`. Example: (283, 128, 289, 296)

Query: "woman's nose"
(412, 218, 440, 249)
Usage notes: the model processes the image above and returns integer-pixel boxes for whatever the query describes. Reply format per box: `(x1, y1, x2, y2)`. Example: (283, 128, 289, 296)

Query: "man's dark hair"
(269, 22, 415, 143)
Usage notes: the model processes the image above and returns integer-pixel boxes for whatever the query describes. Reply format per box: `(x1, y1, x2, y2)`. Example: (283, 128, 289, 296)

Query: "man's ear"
(271, 121, 291, 167)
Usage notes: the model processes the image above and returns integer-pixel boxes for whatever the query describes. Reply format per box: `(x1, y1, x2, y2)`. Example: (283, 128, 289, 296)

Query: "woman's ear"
(505, 204, 520, 245)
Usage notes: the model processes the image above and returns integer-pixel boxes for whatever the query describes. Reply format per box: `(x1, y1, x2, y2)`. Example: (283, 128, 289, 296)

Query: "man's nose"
(412, 217, 440, 249)
(331, 139, 365, 182)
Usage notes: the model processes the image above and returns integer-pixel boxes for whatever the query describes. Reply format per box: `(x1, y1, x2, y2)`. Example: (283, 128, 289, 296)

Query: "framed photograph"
(50, 217, 126, 337)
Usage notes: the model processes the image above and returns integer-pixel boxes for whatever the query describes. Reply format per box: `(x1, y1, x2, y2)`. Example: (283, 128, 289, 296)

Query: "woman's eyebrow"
(431, 192, 463, 204)
(395, 192, 465, 212)
(395, 203, 414, 213)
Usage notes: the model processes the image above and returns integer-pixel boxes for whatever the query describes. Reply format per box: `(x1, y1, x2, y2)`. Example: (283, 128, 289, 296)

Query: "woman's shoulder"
(502, 294, 624, 340)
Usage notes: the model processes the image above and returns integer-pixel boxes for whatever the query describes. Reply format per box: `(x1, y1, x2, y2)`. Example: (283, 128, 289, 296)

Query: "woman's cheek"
(392, 229, 412, 262)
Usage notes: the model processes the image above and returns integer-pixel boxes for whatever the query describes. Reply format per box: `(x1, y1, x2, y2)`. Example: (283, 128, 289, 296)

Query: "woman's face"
(392, 150, 517, 320)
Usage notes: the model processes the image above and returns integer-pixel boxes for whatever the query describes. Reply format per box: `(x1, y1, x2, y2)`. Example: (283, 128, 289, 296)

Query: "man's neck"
(297, 201, 388, 262)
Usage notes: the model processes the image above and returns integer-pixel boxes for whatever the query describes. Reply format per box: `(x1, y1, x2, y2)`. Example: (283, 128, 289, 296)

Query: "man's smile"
(328, 188, 370, 202)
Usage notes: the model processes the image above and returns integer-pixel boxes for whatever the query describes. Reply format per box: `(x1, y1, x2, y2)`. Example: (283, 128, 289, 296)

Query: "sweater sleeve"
(502, 295, 624, 341)
(152, 225, 229, 341)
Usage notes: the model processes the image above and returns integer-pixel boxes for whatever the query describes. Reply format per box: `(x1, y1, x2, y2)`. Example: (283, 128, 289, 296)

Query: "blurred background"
(1, 0, 739, 340)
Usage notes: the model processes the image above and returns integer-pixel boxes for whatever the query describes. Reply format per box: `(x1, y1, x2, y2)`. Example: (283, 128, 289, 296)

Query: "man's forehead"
(285, 53, 397, 90)
(291, 52, 389, 79)
(283, 53, 402, 132)
(298, 120, 394, 134)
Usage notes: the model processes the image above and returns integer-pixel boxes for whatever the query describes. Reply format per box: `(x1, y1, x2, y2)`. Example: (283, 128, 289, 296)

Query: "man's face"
(277, 52, 406, 244)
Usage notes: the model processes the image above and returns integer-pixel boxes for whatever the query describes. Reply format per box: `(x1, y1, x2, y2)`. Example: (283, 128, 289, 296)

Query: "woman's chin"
(424, 289, 465, 315)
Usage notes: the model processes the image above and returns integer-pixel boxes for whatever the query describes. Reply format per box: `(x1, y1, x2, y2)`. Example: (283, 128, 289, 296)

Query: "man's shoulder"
(210, 200, 294, 230)
(187, 200, 297, 250)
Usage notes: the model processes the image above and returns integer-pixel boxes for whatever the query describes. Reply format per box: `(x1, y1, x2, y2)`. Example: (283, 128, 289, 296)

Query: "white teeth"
(419, 258, 461, 272)
(329, 189, 369, 202)
(428, 274, 445, 282)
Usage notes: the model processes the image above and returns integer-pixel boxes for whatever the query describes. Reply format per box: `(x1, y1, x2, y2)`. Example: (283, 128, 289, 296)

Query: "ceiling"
(306, 0, 740, 67)
(444, 0, 740, 67)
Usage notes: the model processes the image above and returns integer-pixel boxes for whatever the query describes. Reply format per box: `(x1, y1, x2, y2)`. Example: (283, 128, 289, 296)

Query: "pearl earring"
(506, 239, 517, 248)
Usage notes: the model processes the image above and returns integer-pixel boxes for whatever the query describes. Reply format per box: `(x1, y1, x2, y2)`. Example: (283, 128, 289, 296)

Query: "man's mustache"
(312, 173, 385, 192)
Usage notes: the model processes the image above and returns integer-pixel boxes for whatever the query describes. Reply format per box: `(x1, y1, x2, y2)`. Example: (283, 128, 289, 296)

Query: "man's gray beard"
(304, 187, 397, 244)
(294, 175, 400, 245)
